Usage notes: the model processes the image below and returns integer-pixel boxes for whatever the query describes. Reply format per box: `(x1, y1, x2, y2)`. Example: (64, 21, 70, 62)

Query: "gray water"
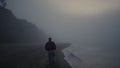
(63, 43, 120, 68)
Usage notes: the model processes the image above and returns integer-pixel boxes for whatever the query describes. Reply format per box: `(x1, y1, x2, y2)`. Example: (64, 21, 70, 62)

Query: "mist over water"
(63, 43, 120, 68)
(6, 0, 120, 68)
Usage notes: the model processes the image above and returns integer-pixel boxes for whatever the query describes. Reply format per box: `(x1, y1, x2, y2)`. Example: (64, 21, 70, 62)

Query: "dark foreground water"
(63, 43, 120, 68)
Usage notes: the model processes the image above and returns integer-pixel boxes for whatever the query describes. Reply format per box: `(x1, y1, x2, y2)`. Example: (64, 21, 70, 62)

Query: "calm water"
(63, 43, 120, 68)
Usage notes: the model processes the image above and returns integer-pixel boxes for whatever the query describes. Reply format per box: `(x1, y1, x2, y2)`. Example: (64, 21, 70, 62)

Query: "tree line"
(0, 0, 7, 8)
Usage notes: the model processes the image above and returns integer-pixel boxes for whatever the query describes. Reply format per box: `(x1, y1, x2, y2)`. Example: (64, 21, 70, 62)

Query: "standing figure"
(45, 37, 56, 67)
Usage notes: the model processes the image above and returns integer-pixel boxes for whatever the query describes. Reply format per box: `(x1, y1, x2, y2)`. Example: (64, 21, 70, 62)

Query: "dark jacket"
(45, 41, 56, 51)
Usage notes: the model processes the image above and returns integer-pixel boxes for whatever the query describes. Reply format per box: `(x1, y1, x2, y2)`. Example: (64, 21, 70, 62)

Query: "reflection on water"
(63, 43, 120, 68)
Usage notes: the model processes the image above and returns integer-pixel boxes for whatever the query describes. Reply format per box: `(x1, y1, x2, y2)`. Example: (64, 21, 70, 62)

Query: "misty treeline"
(0, 0, 6, 7)
(0, 0, 47, 43)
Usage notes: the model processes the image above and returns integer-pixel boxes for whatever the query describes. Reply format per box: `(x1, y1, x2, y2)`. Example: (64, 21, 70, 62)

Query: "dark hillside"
(0, 6, 46, 43)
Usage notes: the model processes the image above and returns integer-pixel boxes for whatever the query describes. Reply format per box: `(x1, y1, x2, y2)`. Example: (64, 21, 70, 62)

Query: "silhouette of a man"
(45, 37, 56, 66)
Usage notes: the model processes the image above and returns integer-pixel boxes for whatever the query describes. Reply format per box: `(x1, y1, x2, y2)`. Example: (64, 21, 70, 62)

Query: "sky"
(6, 0, 120, 44)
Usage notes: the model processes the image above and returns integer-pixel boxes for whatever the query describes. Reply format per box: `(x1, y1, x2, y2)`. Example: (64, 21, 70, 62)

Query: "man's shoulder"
(46, 41, 53, 44)
(51, 41, 55, 44)
(46, 41, 55, 44)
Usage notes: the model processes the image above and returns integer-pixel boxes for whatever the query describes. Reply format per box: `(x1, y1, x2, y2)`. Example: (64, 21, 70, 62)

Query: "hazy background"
(4, 0, 120, 68)
(6, 0, 120, 44)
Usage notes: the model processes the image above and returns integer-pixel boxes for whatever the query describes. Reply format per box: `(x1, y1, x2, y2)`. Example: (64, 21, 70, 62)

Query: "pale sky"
(7, 0, 120, 17)
(49, 0, 120, 15)
(7, 0, 120, 43)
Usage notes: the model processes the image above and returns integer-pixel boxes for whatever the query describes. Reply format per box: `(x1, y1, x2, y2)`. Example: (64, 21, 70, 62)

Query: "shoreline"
(0, 43, 72, 68)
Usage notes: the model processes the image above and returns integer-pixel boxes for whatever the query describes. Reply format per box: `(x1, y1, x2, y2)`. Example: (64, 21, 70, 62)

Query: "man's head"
(48, 37, 52, 42)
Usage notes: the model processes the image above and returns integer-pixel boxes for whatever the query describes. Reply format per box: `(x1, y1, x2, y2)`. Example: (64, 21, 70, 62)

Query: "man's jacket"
(45, 41, 56, 51)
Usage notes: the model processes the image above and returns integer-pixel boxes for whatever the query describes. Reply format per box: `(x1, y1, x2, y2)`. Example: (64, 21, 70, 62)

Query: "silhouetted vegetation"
(0, 0, 7, 8)
(0, 6, 46, 43)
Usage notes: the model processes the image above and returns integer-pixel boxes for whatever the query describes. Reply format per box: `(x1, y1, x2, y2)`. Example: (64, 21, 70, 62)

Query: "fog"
(5, 0, 120, 68)
(6, 0, 120, 43)
(6, 0, 120, 44)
